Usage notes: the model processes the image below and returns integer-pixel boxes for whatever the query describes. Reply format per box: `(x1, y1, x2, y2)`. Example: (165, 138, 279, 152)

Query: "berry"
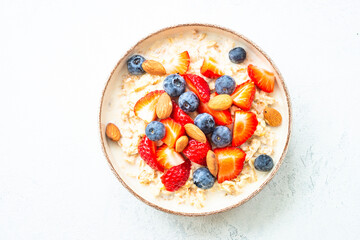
(182, 139, 212, 166)
(232, 110, 258, 147)
(215, 75, 236, 95)
(167, 51, 190, 75)
(161, 159, 191, 192)
(170, 100, 194, 126)
(127, 55, 146, 75)
(200, 57, 224, 79)
(138, 136, 164, 172)
(178, 91, 199, 112)
(194, 113, 215, 134)
(156, 145, 185, 170)
(214, 147, 246, 183)
(183, 74, 211, 103)
(163, 74, 186, 97)
(211, 126, 232, 148)
(231, 80, 256, 111)
(229, 47, 246, 64)
(145, 121, 166, 141)
(160, 118, 185, 148)
(134, 90, 164, 122)
(248, 64, 275, 93)
(254, 154, 274, 171)
(197, 101, 232, 126)
(193, 167, 215, 189)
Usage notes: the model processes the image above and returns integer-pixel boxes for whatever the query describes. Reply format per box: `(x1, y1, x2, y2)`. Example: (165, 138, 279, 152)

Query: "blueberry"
(194, 113, 215, 134)
(145, 121, 166, 141)
(211, 126, 232, 147)
(178, 91, 199, 112)
(229, 47, 247, 64)
(254, 154, 274, 171)
(127, 55, 146, 75)
(193, 167, 215, 189)
(215, 75, 236, 95)
(163, 74, 186, 97)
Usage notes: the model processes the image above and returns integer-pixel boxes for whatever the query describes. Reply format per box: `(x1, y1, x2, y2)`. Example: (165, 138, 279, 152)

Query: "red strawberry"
(156, 145, 185, 170)
(183, 74, 211, 103)
(161, 159, 191, 191)
(138, 136, 164, 172)
(197, 101, 232, 126)
(160, 118, 185, 148)
(167, 51, 190, 75)
(232, 110, 258, 147)
(182, 139, 212, 166)
(214, 147, 246, 183)
(200, 57, 224, 79)
(231, 80, 256, 111)
(134, 90, 164, 122)
(247, 64, 275, 93)
(170, 100, 194, 126)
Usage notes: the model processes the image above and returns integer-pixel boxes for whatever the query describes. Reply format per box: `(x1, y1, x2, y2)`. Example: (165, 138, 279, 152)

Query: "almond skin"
(264, 107, 282, 127)
(175, 136, 189, 152)
(142, 60, 166, 76)
(206, 150, 218, 177)
(156, 93, 173, 119)
(184, 123, 206, 143)
(105, 123, 121, 141)
(208, 94, 233, 110)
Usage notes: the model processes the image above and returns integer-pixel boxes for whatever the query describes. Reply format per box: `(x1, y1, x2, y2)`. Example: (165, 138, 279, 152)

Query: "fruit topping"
(211, 126, 232, 148)
(170, 100, 194, 126)
(197, 102, 232, 126)
(160, 118, 185, 148)
(182, 138, 211, 166)
(163, 74, 186, 97)
(193, 167, 216, 189)
(183, 74, 211, 103)
(167, 51, 190, 75)
(145, 121, 166, 141)
(247, 64, 275, 93)
(178, 91, 199, 112)
(254, 154, 274, 171)
(214, 147, 246, 183)
(232, 110, 258, 147)
(200, 57, 224, 79)
(156, 145, 185, 170)
(127, 55, 146, 75)
(194, 113, 215, 134)
(215, 75, 236, 95)
(230, 80, 256, 111)
(229, 47, 246, 64)
(138, 136, 164, 172)
(134, 90, 164, 123)
(161, 159, 191, 191)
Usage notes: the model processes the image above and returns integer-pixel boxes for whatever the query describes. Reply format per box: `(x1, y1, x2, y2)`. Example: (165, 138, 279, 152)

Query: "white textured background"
(1, 0, 359, 239)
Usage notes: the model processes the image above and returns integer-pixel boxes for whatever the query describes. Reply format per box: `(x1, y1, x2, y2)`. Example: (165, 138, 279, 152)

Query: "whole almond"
(206, 150, 218, 177)
(184, 123, 206, 143)
(208, 94, 233, 110)
(175, 136, 189, 152)
(264, 107, 282, 127)
(142, 60, 166, 76)
(156, 93, 173, 119)
(105, 123, 121, 141)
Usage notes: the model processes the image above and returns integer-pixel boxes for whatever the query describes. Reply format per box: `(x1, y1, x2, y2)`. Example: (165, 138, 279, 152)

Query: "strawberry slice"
(182, 139, 212, 166)
(247, 64, 275, 93)
(232, 110, 258, 147)
(160, 118, 185, 148)
(200, 57, 224, 79)
(156, 145, 185, 170)
(183, 74, 211, 103)
(231, 80, 256, 111)
(214, 147, 246, 183)
(161, 159, 191, 192)
(134, 90, 164, 123)
(170, 100, 194, 126)
(138, 136, 164, 172)
(167, 51, 190, 75)
(197, 101, 232, 126)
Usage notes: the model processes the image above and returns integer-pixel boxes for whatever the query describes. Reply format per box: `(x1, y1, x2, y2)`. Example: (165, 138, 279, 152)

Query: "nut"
(208, 94, 233, 110)
(142, 60, 166, 75)
(156, 93, 173, 119)
(184, 123, 206, 143)
(264, 107, 282, 127)
(206, 150, 218, 177)
(105, 123, 121, 141)
(175, 136, 189, 152)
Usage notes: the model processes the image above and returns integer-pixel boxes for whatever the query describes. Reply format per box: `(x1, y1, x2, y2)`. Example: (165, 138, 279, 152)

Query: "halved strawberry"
(231, 80, 256, 111)
(160, 118, 185, 148)
(161, 159, 191, 192)
(247, 64, 275, 93)
(170, 100, 194, 126)
(197, 101, 232, 126)
(214, 147, 246, 183)
(183, 74, 211, 103)
(200, 57, 224, 79)
(232, 110, 258, 147)
(167, 51, 190, 75)
(134, 90, 164, 123)
(156, 145, 185, 170)
(182, 139, 212, 166)
(138, 136, 164, 172)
